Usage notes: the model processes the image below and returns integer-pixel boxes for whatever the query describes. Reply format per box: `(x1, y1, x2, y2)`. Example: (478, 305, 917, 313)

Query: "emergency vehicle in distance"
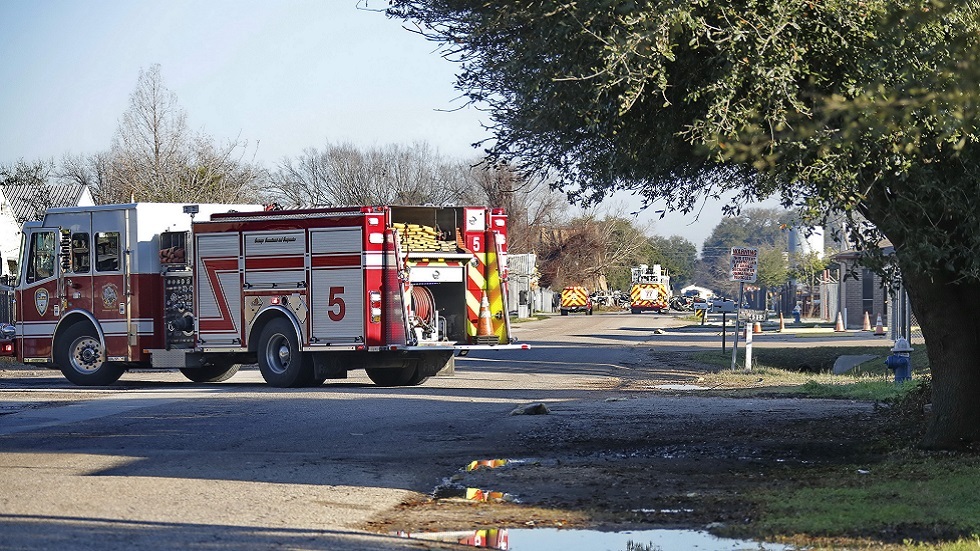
(629, 264, 671, 314)
(559, 286, 593, 315)
(0, 203, 525, 387)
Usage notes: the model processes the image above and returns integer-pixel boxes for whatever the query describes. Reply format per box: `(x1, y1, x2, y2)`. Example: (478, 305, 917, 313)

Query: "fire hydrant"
(884, 337, 913, 384)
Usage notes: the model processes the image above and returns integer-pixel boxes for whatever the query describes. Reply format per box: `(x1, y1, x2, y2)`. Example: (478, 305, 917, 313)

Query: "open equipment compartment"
(390, 206, 473, 344)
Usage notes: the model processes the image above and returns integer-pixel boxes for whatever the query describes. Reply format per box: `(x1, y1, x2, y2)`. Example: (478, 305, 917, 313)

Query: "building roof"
(0, 183, 91, 223)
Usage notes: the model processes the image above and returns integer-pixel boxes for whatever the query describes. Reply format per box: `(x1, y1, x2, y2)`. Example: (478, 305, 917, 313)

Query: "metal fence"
(507, 253, 540, 317)
(820, 282, 840, 322)
(890, 285, 924, 345)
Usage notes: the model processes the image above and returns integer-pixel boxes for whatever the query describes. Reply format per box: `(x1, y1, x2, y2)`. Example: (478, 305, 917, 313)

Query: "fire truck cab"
(4, 203, 524, 387)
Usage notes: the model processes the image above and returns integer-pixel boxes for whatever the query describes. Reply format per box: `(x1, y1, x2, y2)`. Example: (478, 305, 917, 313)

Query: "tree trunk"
(901, 264, 980, 449)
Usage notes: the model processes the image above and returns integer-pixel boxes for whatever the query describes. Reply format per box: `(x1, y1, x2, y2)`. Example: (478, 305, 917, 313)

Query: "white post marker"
(744, 317, 753, 370)
(729, 247, 759, 371)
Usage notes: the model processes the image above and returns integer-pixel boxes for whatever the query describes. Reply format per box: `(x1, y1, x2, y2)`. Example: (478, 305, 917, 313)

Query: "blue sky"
(0, 0, 774, 246)
(0, 1, 483, 162)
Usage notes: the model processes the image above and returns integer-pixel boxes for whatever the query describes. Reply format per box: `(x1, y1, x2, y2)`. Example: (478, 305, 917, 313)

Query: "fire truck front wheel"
(55, 323, 123, 386)
(257, 317, 313, 387)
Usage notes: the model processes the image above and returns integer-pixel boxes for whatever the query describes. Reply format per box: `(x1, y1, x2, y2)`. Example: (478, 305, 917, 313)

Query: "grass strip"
(749, 457, 980, 543)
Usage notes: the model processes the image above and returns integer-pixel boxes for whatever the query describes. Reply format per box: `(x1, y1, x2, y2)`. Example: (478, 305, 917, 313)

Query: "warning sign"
(730, 247, 759, 283)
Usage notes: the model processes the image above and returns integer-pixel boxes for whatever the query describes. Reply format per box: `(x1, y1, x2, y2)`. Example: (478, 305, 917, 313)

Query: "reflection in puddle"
(506, 528, 792, 550)
(430, 483, 519, 502)
(466, 487, 517, 502)
(397, 528, 792, 550)
(431, 458, 526, 503)
(631, 508, 695, 514)
(652, 384, 711, 391)
(395, 529, 508, 549)
(467, 459, 511, 471)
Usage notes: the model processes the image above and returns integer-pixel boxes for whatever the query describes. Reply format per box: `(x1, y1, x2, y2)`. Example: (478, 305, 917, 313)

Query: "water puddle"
(652, 384, 711, 391)
(432, 458, 527, 502)
(395, 529, 508, 548)
(508, 528, 792, 550)
(396, 527, 792, 550)
(467, 458, 511, 471)
(417, 459, 793, 548)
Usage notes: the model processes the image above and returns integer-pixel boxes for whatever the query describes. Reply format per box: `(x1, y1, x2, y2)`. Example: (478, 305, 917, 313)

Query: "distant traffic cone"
(834, 312, 846, 332)
(476, 291, 496, 343)
(862, 311, 872, 331)
(874, 314, 886, 336)
(778, 312, 785, 332)
(753, 321, 762, 334)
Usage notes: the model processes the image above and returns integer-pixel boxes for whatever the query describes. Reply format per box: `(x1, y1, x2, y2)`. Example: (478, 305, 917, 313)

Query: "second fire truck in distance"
(629, 264, 671, 314)
(559, 286, 593, 316)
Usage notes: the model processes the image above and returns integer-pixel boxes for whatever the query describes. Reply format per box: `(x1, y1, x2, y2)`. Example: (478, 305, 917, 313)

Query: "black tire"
(630, 308, 640, 314)
(257, 317, 312, 387)
(587, 308, 593, 315)
(366, 366, 428, 387)
(560, 310, 568, 316)
(180, 360, 242, 383)
(55, 323, 123, 386)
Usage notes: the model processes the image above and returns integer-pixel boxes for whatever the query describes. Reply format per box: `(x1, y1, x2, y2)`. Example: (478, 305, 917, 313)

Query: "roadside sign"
(729, 247, 759, 283)
(729, 246, 758, 371)
(710, 300, 736, 314)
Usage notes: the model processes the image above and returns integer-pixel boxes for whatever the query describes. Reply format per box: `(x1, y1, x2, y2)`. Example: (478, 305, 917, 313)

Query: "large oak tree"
(387, 1, 980, 448)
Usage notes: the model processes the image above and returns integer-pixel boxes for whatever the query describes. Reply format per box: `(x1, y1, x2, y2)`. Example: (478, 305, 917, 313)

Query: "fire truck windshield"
(26, 231, 56, 283)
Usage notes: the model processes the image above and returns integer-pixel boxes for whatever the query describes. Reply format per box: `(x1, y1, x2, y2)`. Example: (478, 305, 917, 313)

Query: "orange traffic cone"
(476, 291, 496, 343)
(834, 312, 846, 332)
(753, 321, 762, 334)
(862, 311, 872, 331)
(874, 314, 885, 336)
(778, 312, 785, 332)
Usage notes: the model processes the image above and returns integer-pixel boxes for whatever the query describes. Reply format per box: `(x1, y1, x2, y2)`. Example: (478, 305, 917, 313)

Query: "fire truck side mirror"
(59, 229, 71, 272)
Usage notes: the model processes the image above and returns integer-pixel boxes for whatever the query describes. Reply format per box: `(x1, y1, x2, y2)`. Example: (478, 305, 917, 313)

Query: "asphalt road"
(0, 312, 883, 550)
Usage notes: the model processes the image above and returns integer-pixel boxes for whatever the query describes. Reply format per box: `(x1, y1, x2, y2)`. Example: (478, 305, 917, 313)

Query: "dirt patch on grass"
(362, 354, 937, 548)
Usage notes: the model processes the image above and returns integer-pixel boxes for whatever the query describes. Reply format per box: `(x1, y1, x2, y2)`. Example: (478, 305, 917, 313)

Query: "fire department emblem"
(35, 288, 49, 316)
(102, 283, 119, 310)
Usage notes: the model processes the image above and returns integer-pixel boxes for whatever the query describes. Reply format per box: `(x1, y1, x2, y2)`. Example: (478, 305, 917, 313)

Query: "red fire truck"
(1, 203, 524, 387)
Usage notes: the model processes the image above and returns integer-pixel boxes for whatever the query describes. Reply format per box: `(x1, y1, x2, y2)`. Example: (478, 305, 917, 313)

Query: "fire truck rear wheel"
(365, 366, 427, 387)
(257, 317, 313, 387)
(55, 323, 123, 386)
